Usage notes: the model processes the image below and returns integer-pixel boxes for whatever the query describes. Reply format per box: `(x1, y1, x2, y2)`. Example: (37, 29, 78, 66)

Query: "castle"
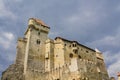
(2, 18, 110, 80)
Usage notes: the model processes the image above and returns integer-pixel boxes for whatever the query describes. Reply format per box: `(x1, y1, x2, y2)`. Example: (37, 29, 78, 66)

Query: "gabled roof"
(55, 37, 95, 52)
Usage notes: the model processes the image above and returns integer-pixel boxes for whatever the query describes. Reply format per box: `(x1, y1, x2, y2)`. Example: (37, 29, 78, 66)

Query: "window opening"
(74, 44, 76, 47)
(86, 51, 89, 53)
(64, 44, 66, 46)
(78, 55, 81, 59)
(38, 32, 40, 35)
(73, 44, 74, 47)
(69, 53, 73, 58)
(36, 39, 41, 44)
(73, 49, 78, 54)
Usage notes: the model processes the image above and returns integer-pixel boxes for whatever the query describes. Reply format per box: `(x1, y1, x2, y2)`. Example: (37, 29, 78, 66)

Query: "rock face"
(2, 18, 110, 80)
(1, 64, 24, 80)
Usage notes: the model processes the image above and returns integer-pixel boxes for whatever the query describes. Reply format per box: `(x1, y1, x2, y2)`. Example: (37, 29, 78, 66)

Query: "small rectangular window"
(36, 39, 40, 44)
(38, 32, 40, 35)
(86, 51, 89, 53)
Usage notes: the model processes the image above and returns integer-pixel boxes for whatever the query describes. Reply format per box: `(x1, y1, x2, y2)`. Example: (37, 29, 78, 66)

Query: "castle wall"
(27, 26, 49, 72)
(54, 38, 65, 68)
(15, 38, 26, 65)
(45, 39, 54, 72)
(1, 18, 110, 80)
(96, 56, 109, 80)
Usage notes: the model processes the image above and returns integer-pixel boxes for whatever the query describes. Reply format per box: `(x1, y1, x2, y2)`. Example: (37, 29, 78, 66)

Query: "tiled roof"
(55, 37, 95, 52)
(29, 18, 50, 29)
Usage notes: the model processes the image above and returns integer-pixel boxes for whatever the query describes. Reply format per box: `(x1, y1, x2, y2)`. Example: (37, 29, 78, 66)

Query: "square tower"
(24, 18, 50, 74)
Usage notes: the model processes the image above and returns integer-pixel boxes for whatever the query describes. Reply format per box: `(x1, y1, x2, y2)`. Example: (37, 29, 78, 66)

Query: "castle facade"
(2, 18, 109, 80)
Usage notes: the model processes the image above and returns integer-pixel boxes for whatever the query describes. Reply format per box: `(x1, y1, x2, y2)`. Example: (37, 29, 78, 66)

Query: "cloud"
(86, 27, 120, 50)
(0, 64, 3, 72)
(87, 35, 120, 48)
(103, 51, 120, 79)
(12, 0, 23, 2)
(0, 0, 120, 79)
(0, 32, 15, 49)
(0, 0, 16, 20)
(85, 27, 120, 79)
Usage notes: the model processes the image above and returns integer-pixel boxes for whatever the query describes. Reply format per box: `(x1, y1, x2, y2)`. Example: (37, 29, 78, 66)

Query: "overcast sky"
(0, 0, 120, 79)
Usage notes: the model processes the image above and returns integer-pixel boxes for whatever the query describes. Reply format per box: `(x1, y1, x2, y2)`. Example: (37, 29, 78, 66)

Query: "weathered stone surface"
(1, 64, 24, 80)
(2, 18, 110, 80)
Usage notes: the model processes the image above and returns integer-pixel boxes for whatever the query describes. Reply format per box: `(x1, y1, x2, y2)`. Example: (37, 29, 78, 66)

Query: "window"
(36, 39, 40, 44)
(69, 53, 73, 58)
(78, 55, 81, 59)
(73, 43, 76, 47)
(38, 32, 40, 35)
(45, 57, 49, 59)
(75, 50, 78, 54)
(74, 44, 76, 47)
(86, 50, 89, 53)
(73, 44, 74, 47)
(73, 49, 78, 54)
(64, 44, 66, 46)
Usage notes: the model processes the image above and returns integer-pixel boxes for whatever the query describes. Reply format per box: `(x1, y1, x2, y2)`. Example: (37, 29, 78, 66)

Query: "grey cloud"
(0, 0, 120, 78)
(104, 51, 120, 79)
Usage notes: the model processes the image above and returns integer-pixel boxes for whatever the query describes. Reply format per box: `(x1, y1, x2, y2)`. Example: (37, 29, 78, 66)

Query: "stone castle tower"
(2, 18, 109, 80)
